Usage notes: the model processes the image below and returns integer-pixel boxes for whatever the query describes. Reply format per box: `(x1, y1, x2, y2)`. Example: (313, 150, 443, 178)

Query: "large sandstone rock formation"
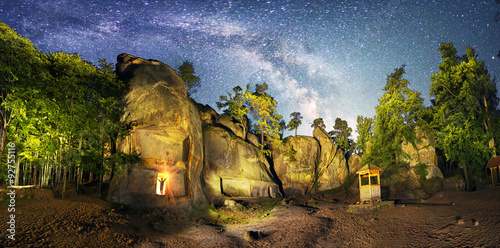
(400, 128, 443, 180)
(203, 126, 279, 203)
(313, 127, 349, 191)
(107, 54, 206, 210)
(272, 136, 321, 195)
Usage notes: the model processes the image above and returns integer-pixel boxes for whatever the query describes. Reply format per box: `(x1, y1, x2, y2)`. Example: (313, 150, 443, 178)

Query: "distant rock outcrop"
(202, 126, 279, 203)
(107, 54, 206, 210)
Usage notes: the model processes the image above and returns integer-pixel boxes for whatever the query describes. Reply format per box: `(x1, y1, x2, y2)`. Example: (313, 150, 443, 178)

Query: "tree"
(329, 117, 354, 155)
(177, 61, 201, 97)
(355, 115, 373, 155)
(311, 118, 326, 130)
(216, 85, 250, 135)
(287, 112, 303, 137)
(0, 22, 45, 161)
(366, 65, 425, 168)
(246, 83, 282, 153)
(430, 43, 498, 190)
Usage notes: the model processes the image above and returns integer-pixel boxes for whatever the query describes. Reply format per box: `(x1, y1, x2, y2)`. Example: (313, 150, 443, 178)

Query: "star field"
(1, 0, 499, 137)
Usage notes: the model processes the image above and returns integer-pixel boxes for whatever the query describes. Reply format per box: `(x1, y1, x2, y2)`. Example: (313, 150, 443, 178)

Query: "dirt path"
(1, 187, 499, 247)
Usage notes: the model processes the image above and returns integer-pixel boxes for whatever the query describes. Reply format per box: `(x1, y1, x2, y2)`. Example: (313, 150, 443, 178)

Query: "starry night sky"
(1, 0, 499, 137)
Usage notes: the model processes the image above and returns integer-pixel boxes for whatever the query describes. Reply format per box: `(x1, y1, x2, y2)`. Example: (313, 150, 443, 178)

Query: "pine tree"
(246, 83, 282, 153)
(367, 65, 424, 167)
(287, 112, 302, 137)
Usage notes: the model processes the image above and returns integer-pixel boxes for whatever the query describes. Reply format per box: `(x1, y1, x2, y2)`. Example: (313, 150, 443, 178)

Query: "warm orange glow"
(156, 173, 169, 195)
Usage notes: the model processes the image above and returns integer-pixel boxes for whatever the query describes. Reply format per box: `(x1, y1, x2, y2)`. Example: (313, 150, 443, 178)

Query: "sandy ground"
(1, 186, 499, 248)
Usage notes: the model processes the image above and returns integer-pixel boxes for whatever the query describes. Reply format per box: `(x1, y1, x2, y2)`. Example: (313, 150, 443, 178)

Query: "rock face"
(313, 127, 349, 191)
(400, 128, 443, 180)
(196, 103, 218, 127)
(203, 126, 279, 203)
(107, 54, 206, 210)
(216, 114, 246, 140)
(273, 136, 321, 195)
(348, 154, 363, 174)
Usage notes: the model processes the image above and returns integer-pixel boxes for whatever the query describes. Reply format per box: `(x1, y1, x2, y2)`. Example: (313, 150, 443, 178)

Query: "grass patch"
(201, 199, 283, 225)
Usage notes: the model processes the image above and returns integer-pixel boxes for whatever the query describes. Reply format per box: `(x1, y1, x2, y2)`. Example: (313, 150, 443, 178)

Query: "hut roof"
(486, 156, 500, 169)
(356, 163, 382, 174)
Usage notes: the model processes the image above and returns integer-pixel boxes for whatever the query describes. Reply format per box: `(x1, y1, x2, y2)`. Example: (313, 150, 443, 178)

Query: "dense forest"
(1, 21, 499, 195)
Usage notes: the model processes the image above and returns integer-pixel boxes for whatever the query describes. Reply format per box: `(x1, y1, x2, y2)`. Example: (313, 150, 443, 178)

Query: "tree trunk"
(62, 167, 67, 199)
(33, 166, 38, 187)
(490, 138, 496, 157)
(14, 158, 20, 186)
(98, 174, 103, 198)
(462, 160, 470, 191)
(0, 126, 6, 163)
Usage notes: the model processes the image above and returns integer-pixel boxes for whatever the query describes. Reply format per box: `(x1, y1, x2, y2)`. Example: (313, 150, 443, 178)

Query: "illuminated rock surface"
(203, 126, 279, 203)
(107, 54, 206, 210)
(313, 126, 349, 191)
(272, 135, 320, 195)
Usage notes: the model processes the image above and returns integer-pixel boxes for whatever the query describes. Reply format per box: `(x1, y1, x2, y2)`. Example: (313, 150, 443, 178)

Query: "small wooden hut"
(356, 163, 382, 202)
(487, 156, 500, 187)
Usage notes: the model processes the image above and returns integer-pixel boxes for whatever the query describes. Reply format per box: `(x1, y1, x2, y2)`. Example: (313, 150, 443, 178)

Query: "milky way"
(1, 0, 499, 137)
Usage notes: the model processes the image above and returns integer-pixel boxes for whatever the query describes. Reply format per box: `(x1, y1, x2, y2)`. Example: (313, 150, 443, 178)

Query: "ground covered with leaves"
(1, 186, 499, 247)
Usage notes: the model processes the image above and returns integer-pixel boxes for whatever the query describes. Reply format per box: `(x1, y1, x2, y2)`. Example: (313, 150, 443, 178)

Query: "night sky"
(1, 0, 499, 137)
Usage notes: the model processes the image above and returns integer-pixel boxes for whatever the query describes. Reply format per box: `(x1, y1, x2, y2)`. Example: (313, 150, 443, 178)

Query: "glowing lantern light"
(156, 173, 169, 195)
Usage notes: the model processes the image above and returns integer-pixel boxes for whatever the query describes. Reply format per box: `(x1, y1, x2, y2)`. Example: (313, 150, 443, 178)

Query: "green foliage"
(0, 22, 138, 186)
(287, 112, 302, 137)
(355, 115, 373, 154)
(366, 65, 425, 168)
(284, 144, 297, 162)
(329, 117, 354, 155)
(430, 43, 498, 190)
(416, 163, 428, 182)
(216, 85, 249, 135)
(177, 61, 201, 97)
(311, 118, 326, 130)
(246, 83, 283, 151)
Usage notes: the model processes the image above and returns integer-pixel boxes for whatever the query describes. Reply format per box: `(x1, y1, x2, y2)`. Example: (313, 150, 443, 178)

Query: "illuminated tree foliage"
(246, 83, 283, 153)
(329, 117, 354, 156)
(355, 115, 373, 155)
(311, 118, 326, 130)
(287, 112, 302, 137)
(366, 65, 425, 168)
(0, 22, 45, 162)
(430, 43, 498, 190)
(216, 85, 250, 136)
(0, 23, 137, 195)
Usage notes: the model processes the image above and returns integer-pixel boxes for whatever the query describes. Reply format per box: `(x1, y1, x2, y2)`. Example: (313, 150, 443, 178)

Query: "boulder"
(107, 54, 206, 210)
(442, 176, 466, 191)
(196, 103, 218, 126)
(400, 128, 443, 179)
(348, 154, 362, 174)
(216, 114, 247, 140)
(313, 127, 349, 191)
(272, 135, 321, 196)
(246, 132, 260, 148)
(203, 126, 279, 203)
